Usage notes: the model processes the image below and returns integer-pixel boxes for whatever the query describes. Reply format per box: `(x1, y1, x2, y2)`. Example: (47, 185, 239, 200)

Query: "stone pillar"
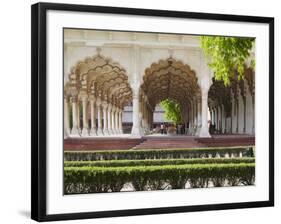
(252, 95, 255, 134)
(130, 45, 143, 137)
(102, 103, 109, 135)
(199, 89, 211, 137)
(107, 104, 113, 135)
(77, 101, 81, 134)
(214, 106, 218, 131)
(212, 109, 215, 125)
(114, 107, 119, 134)
(236, 98, 239, 133)
(111, 106, 116, 134)
(118, 109, 123, 134)
(189, 101, 193, 134)
(70, 96, 80, 136)
(64, 96, 70, 138)
(131, 89, 142, 137)
(243, 97, 246, 134)
(217, 106, 219, 133)
(90, 98, 97, 136)
(220, 105, 223, 133)
(194, 99, 197, 134)
(96, 99, 103, 135)
(196, 97, 202, 136)
(81, 96, 89, 136)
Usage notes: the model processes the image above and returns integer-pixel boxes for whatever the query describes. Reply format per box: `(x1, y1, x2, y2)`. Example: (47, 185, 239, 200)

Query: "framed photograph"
(31, 2, 274, 222)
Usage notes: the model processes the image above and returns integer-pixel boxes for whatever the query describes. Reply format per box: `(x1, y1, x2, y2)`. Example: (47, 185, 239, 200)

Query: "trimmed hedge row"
(64, 146, 254, 161)
(64, 157, 255, 167)
(64, 163, 255, 194)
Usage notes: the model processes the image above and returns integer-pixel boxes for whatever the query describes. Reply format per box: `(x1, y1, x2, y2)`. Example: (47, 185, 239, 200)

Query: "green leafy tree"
(200, 36, 255, 85)
(160, 99, 182, 124)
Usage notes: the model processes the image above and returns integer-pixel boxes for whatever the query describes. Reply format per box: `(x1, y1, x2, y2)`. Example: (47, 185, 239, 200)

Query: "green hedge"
(64, 157, 255, 168)
(64, 163, 255, 194)
(64, 146, 253, 161)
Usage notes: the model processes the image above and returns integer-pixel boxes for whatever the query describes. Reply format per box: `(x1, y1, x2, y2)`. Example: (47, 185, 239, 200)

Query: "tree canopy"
(160, 99, 182, 124)
(200, 36, 255, 85)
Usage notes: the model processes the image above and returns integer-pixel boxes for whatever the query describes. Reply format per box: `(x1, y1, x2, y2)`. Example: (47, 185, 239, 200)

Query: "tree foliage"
(200, 36, 255, 85)
(160, 99, 182, 124)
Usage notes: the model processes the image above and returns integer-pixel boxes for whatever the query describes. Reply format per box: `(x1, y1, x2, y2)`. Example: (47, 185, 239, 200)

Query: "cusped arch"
(65, 54, 132, 108)
(141, 57, 200, 109)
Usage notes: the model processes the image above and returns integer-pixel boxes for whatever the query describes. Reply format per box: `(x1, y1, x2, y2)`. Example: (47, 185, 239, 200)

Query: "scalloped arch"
(65, 54, 132, 108)
(141, 58, 200, 108)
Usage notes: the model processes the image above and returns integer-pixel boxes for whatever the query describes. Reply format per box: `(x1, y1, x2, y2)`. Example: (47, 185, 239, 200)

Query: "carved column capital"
(107, 103, 112, 111)
(96, 98, 102, 106)
(102, 102, 108, 109)
(70, 96, 78, 103)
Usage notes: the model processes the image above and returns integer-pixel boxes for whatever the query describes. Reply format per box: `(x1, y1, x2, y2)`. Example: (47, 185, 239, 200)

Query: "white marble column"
(90, 98, 97, 136)
(143, 104, 148, 132)
(96, 100, 103, 136)
(199, 88, 211, 137)
(64, 96, 70, 138)
(70, 96, 80, 136)
(189, 102, 192, 134)
(131, 89, 142, 137)
(118, 109, 123, 134)
(107, 104, 113, 135)
(102, 103, 109, 135)
(196, 97, 202, 136)
(130, 45, 143, 137)
(77, 101, 81, 134)
(112, 106, 118, 135)
(194, 98, 198, 129)
(114, 107, 119, 134)
(252, 95, 255, 134)
(211, 108, 214, 124)
(81, 96, 89, 136)
(111, 106, 116, 134)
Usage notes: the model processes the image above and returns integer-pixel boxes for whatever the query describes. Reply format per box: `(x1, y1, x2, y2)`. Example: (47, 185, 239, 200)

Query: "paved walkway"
(64, 134, 255, 151)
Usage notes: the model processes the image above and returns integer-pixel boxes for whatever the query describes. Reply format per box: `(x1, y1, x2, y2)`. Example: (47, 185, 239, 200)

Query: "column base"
(199, 126, 211, 138)
(195, 126, 201, 136)
(90, 128, 97, 136)
(131, 126, 143, 138)
(97, 128, 103, 136)
(64, 129, 70, 139)
(81, 128, 89, 136)
(71, 127, 80, 137)
(103, 129, 109, 136)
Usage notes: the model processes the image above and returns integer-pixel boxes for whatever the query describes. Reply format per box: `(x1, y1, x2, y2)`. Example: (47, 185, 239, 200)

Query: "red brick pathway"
(64, 134, 255, 151)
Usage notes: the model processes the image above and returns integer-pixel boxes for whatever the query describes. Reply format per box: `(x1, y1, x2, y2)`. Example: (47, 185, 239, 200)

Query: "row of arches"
(64, 54, 255, 138)
(64, 54, 132, 136)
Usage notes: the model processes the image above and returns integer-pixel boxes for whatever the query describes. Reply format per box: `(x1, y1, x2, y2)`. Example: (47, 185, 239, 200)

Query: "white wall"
(0, 0, 280, 224)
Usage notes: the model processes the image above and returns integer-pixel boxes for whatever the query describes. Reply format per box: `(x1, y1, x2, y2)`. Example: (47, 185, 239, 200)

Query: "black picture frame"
(31, 2, 274, 222)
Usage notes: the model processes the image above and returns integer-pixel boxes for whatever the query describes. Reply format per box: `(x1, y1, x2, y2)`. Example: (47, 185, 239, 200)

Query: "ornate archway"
(141, 57, 200, 108)
(64, 54, 132, 137)
(208, 68, 255, 135)
(134, 57, 202, 135)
